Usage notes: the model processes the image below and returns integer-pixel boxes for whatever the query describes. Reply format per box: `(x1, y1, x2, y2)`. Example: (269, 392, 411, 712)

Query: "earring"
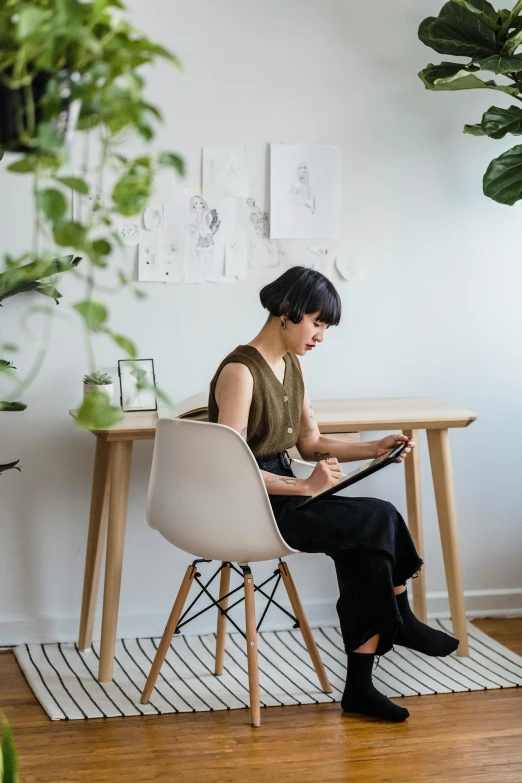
(281, 319, 286, 330)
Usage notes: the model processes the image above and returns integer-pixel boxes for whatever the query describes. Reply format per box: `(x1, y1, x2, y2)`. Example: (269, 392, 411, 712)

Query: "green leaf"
(92, 239, 111, 256)
(419, 2, 500, 57)
(53, 222, 87, 248)
(18, 7, 52, 38)
(464, 123, 487, 134)
(54, 177, 89, 195)
(1, 719, 19, 781)
(109, 332, 137, 358)
(112, 173, 151, 216)
(449, 0, 499, 29)
(419, 63, 519, 92)
(75, 393, 123, 431)
(157, 152, 185, 176)
(474, 54, 522, 73)
(480, 105, 522, 138)
(36, 189, 67, 222)
(505, 28, 522, 54)
(73, 300, 108, 331)
(0, 401, 27, 411)
(0, 459, 22, 475)
(483, 143, 522, 204)
(7, 158, 36, 173)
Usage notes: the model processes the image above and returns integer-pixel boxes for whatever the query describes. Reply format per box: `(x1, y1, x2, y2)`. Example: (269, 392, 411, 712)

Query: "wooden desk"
(71, 397, 477, 681)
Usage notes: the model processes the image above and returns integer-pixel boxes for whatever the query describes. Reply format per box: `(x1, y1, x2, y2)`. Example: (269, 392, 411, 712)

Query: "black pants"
(257, 453, 423, 655)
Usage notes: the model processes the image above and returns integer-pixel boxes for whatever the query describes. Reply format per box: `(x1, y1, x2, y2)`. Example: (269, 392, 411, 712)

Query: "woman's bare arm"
(296, 384, 379, 462)
(214, 363, 310, 495)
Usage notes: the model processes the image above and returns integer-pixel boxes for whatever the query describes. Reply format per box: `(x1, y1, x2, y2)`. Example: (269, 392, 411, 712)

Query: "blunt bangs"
(259, 266, 342, 327)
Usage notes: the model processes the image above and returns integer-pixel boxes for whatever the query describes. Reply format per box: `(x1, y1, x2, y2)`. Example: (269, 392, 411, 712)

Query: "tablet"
(296, 442, 408, 510)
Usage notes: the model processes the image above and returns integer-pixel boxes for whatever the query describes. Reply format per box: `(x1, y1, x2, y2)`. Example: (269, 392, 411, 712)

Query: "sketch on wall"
(203, 147, 249, 198)
(164, 189, 236, 283)
(143, 205, 163, 231)
(238, 197, 284, 276)
(117, 219, 140, 247)
(269, 143, 341, 240)
(138, 229, 185, 283)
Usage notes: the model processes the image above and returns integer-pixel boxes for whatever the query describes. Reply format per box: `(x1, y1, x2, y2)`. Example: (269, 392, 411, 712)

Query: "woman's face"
(191, 197, 205, 213)
(298, 164, 307, 180)
(283, 311, 327, 356)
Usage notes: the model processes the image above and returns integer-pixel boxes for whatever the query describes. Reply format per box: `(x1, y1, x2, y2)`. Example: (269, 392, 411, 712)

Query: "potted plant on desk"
(83, 371, 114, 402)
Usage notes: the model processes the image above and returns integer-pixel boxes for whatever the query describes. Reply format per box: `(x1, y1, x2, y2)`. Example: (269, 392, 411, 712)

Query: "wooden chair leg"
(403, 428, 428, 623)
(78, 438, 112, 651)
(278, 561, 332, 693)
(214, 562, 231, 675)
(141, 564, 197, 703)
(427, 428, 469, 657)
(243, 566, 261, 728)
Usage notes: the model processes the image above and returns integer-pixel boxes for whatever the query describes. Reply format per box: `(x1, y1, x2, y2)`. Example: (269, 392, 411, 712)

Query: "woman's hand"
(304, 457, 343, 496)
(374, 434, 415, 463)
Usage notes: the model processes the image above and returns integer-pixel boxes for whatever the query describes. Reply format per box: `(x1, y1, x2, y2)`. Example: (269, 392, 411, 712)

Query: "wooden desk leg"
(98, 440, 133, 682)
(78, 438, 112, 651)
(403, 429, 427, 623)
(426, 429, 469, 657)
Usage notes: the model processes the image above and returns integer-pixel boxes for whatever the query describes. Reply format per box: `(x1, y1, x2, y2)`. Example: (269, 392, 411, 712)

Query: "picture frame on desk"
(118, 358, 158, 412)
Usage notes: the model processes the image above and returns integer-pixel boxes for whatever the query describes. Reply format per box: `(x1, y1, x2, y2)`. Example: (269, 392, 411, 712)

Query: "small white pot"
(83, 383, 114, 402)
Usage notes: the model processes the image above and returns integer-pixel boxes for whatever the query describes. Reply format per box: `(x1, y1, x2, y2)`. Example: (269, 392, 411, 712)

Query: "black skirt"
(256, 452, 423, 654)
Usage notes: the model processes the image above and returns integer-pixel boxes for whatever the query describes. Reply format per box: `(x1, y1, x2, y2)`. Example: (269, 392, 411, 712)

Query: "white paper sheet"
(237, 197, 285, 279)
(138, 229, 185, 283)
(203, 147, 249, 198)
(270, 143, 341, 239)
(164, 189, 237, 284)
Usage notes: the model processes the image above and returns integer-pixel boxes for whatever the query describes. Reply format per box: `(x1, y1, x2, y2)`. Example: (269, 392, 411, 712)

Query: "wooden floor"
(1, 619, 521, 783)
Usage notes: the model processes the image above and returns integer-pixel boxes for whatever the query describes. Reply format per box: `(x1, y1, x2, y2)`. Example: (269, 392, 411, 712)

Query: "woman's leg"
(354, 585, 406, 653)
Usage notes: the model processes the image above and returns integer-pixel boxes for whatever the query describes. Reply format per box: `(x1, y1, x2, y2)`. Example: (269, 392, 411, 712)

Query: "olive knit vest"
(208, 345, 305, 458)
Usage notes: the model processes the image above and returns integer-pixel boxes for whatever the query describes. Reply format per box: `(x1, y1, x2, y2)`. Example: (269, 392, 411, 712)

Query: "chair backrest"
(147, 418, 298, 563)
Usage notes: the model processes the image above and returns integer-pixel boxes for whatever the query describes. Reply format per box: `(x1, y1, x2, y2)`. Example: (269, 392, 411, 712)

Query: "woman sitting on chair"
(208, 265, 458, 722)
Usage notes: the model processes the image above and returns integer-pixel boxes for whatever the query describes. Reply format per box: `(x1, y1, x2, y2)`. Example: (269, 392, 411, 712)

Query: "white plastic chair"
(141, 417, 332, 727)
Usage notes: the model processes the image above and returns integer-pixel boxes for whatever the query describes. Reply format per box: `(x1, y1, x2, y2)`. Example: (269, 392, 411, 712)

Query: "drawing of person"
(188, 194, 221, 278)
(288, 161, 316, 214)
(246, 199, 283, 268)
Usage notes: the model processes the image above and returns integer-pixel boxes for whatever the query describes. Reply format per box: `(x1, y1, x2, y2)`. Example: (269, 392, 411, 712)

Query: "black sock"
(341, 652, 409, 722)
(395, 590, 459, 656)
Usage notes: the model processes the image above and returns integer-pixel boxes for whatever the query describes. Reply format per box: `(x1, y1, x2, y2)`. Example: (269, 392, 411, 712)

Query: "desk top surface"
(69, 397, 477, 441)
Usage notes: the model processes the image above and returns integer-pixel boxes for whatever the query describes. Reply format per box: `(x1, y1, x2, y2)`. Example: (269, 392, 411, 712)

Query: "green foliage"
(419, 0, 522, 205)
(0, 0, 181, 431)
(83, 371, 112, 385)
(0, 714, 19, 782)
(0, 459, 22, 475)
(75, 391, 122, 429)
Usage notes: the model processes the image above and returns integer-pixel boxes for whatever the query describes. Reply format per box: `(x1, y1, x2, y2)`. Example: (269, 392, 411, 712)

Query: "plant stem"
(499, 0, 522, 37)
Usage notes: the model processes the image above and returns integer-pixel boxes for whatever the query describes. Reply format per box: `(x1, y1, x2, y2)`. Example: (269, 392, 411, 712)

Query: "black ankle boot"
(341, 652, 409, 722)
(394, 590, 459, 656)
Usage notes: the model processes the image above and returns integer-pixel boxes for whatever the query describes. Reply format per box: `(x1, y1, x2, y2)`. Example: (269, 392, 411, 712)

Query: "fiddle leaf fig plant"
(0, 0, 183, 440)
(419, 0, 522, 204)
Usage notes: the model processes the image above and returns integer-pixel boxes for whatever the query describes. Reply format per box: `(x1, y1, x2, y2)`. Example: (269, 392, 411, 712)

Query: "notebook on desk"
(158, 391, 209, 421)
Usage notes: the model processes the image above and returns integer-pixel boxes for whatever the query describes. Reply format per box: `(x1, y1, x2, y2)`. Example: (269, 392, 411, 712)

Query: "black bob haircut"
(259, 266, 342, 326)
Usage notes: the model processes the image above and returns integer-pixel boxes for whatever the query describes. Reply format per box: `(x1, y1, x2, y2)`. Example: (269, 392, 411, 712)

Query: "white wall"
(1, 0, 522, 645)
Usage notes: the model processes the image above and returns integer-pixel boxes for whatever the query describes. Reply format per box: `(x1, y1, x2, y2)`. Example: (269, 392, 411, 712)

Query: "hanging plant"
(0, 0, 184, 436)
(418, 0, 522, 205)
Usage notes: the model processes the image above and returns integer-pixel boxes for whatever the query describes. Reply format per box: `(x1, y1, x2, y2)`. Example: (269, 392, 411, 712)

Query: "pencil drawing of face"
(288, 160, 315, 214)
(298, 162, 309, 182)
(190, 195, 208, 215)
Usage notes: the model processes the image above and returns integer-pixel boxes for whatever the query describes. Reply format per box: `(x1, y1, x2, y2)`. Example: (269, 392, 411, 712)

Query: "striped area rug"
(14, 620, 522, 721)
